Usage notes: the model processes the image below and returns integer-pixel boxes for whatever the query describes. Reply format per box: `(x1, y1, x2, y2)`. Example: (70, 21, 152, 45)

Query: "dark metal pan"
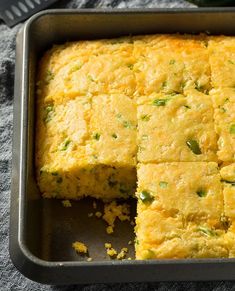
(10, 9, 235, 284)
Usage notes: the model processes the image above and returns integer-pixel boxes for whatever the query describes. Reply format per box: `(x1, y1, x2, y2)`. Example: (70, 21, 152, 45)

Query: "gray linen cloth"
(1, 0, 235, 290)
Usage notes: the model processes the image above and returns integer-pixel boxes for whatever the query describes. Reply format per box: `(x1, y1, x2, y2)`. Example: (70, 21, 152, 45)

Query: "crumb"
(102, 201, 130, 232)
(95, 211, 102, 218)
(88, 212, 93, 218)
(72, 241, 88, 254)
(87, 257, 93, 262)
(106, 226, 113, 234)
(93, 201, 97, 209)
(128, 240, 132, 245)
(117, 248, 128, 260)
(107, 248, 117, 257)
(130, 220, 135, 226)
(105, 243, 112, 249)
(62, 200, 72, 208)
(127, 257, 132, 260)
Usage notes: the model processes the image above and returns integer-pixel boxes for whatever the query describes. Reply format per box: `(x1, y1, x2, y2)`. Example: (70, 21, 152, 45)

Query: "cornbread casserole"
(36, 34, 235, 259)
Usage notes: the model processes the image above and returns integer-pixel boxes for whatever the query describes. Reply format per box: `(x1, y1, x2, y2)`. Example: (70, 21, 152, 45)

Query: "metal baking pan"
(10, 8, 235, 284)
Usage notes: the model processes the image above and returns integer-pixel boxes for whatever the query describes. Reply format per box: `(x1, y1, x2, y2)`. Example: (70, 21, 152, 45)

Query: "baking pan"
(10, 9, 235, 284)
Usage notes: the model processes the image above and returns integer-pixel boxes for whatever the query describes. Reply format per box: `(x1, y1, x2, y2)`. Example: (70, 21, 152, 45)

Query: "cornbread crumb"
(87, 257, 93, 262)
(95, 211, 102, 218)
(93, 201, 97, 209)
(128, 240, 133, 245)
(103, 201, 130, 232)
(127, 257, 132, 260)
(117, 248, 128, 260)
(107, 248, 118, 257)
(88, 212, 93, 218)
(62, 200, 72, 208)
(105, 243, 112, 249)
(130, 220, 135, 226)
(72, 241, 88, 254)
(106, 226, 114, 234)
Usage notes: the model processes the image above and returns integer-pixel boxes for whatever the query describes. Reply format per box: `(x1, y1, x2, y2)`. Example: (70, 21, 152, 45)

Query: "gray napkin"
(1, 0, 234, 290)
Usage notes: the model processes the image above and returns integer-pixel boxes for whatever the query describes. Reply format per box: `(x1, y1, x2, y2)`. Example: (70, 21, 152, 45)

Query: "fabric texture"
(1, 0, 235, 290)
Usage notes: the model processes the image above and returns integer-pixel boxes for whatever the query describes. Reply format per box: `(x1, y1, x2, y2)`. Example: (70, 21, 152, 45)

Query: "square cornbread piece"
(137, 90, 218, 163)
(135, 210, 228, 259)
(36, 95, 136, 200)
(208, 36, 235, 88)
(133, 34, 210, 96)
(37, 37, 136, 103)
(136, 163, 223, 222)
(135, 163, 227, 259)
(89, 94, 137, 166)
(210, 88, 235, 162)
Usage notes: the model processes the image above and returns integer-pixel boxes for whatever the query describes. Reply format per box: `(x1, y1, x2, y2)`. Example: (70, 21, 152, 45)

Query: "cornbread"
(133, 34, 210, 95)
(36, 34, 235, 260)
(36, 94, 137, 200)
(210, 88, 235, 162)
(135, 163, 228, 259)
(137, 90, 218, 163)
(136, 163, 223, 223)
(72, 241, 88, 254)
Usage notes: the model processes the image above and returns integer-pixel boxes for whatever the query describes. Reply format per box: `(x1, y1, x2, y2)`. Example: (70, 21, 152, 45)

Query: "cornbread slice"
(135, 162, 228, 259)
(37, 38, 136, 103)
(36, 95, 136, 200)
(88, 94, 137, 166)
(210, 88, 235, 162)
(137, 90, 218, 163)
(133, 34, 210, 95)
(136, 163, 223, 222)
(135, 210, 229, 259)
(208, 36, 235, 88)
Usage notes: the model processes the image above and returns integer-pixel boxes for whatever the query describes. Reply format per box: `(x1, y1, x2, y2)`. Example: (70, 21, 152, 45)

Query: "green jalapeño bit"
(139, 191, 154, 204)
(186, 139, 202, 155)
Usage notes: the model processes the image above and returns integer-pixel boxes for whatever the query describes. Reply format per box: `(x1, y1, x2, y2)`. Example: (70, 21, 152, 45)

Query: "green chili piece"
(60, 139, 71, 151)
(198, 226, 217, 237)
(229, 124, 235, 134)
(93, 133, 101, 140)
(153, 99, 168, 106)
(186, 139, 202, 155)
(196, 189, 207, 197)
(140, 114, 151, 121)
(139, 191, 154, 203)
(112, 133, 117, 139)
(159, 181, 168, 189)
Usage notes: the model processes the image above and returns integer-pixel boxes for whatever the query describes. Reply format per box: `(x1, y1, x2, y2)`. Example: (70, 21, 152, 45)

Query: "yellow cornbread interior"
(36, 34, 235, 259)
